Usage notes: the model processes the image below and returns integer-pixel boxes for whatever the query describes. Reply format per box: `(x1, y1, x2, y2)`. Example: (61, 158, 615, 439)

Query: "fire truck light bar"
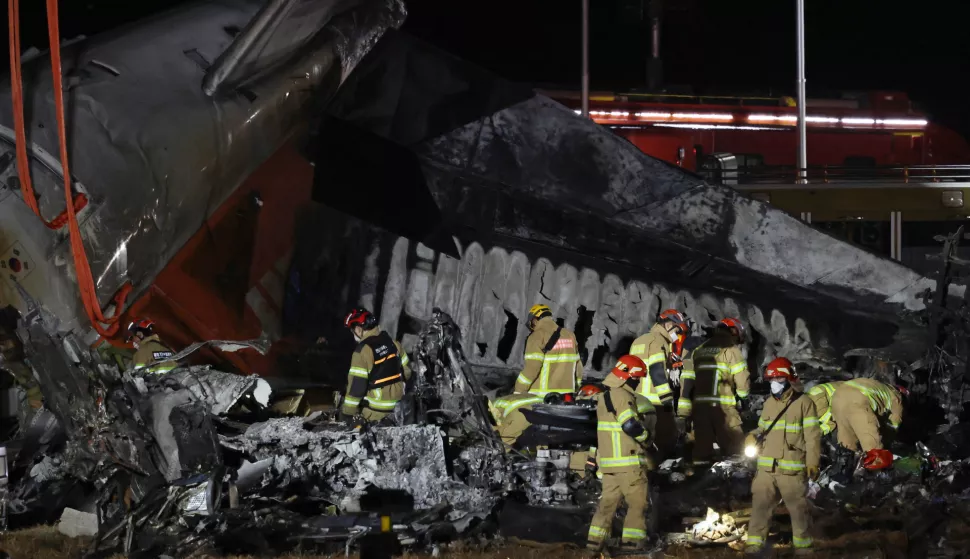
(577, 110, 928, 129)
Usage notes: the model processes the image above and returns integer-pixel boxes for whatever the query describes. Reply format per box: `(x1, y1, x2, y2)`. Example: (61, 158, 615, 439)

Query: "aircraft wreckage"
(3, 0, 970, 556)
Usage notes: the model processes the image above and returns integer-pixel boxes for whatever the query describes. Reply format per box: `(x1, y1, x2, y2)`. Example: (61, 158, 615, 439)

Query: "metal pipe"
(581, 0, 589, 118)
(202, 0, 291, 97)
(796, 0, 808, 183)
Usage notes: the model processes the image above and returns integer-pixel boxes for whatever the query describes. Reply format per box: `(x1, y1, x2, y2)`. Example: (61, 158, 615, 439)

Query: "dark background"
(4, 0, 969, 135)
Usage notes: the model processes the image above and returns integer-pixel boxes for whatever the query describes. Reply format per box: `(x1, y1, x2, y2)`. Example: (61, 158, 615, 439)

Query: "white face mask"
(770, 380, 788, 396)
(667, 327, 680, 342)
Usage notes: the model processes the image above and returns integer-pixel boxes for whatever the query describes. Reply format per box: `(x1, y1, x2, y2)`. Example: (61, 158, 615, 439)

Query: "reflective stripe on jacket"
(753, 389, 820, 475)
(678, 340, 749, 416)
(595, 381, 657, 473)
(514, 316, 582, 396)
(844, 378, 903, 430)
(341, 327, 411, 416)
(494, 393, 544, 418)
(807, 381, 843, 435)
(629, 323, 674, 405)
(132, 335, 177, 374)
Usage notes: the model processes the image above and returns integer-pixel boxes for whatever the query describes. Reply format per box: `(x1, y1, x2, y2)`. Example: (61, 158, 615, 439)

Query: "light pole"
(796, 0, 808, 183)
(581, 0, 590, 118)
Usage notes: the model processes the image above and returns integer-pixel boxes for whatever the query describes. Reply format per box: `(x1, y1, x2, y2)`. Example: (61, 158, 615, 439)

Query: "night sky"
(4, 0, 969, 134)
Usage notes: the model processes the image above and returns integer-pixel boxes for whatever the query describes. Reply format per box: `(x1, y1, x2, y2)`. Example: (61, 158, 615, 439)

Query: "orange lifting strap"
(8, 0, 132, 341)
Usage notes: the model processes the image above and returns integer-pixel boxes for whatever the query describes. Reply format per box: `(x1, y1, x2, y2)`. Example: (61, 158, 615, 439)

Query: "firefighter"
(586, 355, 657, 553)
(807, 380, 844, 436)
(128, 319, 177, 374)
(743, 357, 820, 556)
(830, 377, 903, 454)
(514, 304, 582, 397)
(491, 392, 544, 447)
(339, 308, 411, 423)
(678, 317, 750, 466)
(629, 309, 687, 458)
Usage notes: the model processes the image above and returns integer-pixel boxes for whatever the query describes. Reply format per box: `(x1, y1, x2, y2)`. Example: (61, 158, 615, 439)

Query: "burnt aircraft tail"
(304, 29, 947, 375)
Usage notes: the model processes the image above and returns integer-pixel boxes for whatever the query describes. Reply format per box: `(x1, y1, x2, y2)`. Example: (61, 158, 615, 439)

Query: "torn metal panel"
(0, 0, 404, 338)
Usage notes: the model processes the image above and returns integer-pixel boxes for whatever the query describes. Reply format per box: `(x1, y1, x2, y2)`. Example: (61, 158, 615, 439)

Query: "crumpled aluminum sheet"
(0, 0, 404, 336)
(223, 419, 497, 517)
(150, 366, 272, 414)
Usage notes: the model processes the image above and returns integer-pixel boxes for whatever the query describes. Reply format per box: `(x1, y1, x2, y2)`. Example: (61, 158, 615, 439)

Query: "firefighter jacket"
(678, 340, 749, 417)
(514, 316, 582, 396)
(752, 388, 821, 475)
(493, 393, 544, 420)
(132, 335, 177, 374)
(594, 375, 657, 473)
(842, 378, 903, 430)
(807, 381, 843, 435)
(341, 327, 411, 417)
(629, 323, 674, 406)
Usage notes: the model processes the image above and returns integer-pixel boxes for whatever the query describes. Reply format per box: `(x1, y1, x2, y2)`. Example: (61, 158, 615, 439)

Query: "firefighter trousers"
(361, 407, 392, 422)
(831, 388, 882, 452)
(653, 408, 680, 462)
(745, 470, 813, 551)
(587, 470, 649, 549)
(496, 408, 531, 448)
(691, 404, 743, 464)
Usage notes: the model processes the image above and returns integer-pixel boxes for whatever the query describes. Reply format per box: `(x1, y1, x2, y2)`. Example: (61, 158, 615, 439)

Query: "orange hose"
(7, 0, 87, 228)
(6, 0, 132, 342)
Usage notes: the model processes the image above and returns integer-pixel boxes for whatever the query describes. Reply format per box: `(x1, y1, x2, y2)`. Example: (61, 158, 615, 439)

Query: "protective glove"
(744, 433, 758, 449)
(668, 367, 681, 387)
(585, 458, 598, 477)
(807, 466, 820, 480)
(661, 398, 675, 412)
(736, 397, 749, 413)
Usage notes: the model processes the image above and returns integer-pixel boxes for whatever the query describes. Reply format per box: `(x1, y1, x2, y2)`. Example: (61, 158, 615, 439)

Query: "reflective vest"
(342, 329, 410, 416)
(807, 381, 843, 435)
(132, 335, 177, 374)
(515, 317, 582, 396)
(679, 340, 749, 415)
(845, 378, 903, 430)
(754, 389, 821, 475)
(629, 324, 674, 406)
(594, 382, 656, 473)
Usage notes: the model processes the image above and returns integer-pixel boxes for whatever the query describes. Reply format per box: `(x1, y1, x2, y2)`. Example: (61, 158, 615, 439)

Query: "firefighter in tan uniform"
(514, 304, 582, 396)
(678, 318, 750, 465)
(629, 309, 688, 458)
(744, 357, 820, 556)
(491, 393, 544, 447)
(830, 378, 903, 453)
(339, 308, 411, 423)
(586, 355, 657, 553)
(128, 319, 178, 374)
(807, 381, 843, 436)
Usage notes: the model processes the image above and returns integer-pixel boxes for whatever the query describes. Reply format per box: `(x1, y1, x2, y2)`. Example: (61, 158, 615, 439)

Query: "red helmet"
(764, 357, 797, 382)
(862, 448, 894, 471)
(610, 355, 647, 381)
(127, 318, 154, 339)
(579, 383, 604, 397)
(719, 317, 745, 342)
(344, 308, 377, 330)
(659, 309, 689, 333)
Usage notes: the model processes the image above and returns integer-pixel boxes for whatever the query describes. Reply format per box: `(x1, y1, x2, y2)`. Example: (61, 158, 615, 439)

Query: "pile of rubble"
(7, 248, 970, 557)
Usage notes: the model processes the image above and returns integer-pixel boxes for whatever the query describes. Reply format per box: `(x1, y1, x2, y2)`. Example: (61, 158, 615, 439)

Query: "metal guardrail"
(706, 164, 970, 188)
